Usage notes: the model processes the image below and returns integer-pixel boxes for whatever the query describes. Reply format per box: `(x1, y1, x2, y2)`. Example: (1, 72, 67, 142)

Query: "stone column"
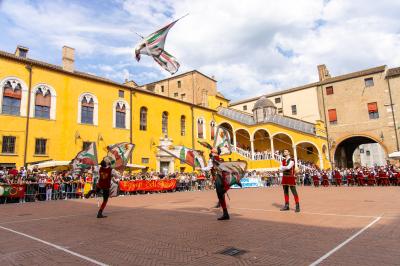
(293, 145, 298, 165)
(251, 140, 255, 160)
(319, 155, 324, 170)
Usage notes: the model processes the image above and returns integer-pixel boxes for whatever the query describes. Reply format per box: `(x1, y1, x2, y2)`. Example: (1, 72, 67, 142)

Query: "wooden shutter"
(328, 109, 337, 122)
(368, 102, 378, 113)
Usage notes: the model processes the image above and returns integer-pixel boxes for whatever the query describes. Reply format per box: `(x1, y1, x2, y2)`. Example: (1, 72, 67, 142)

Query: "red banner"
(0, 184, 26, 198)
(119, 179, 177, 192)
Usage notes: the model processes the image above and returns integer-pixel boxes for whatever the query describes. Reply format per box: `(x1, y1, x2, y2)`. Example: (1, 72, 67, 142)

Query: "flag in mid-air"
(214, 126, 232, 155)
(158, 145, 205, 169)
(70, 142, 98, 172)
(106, 142, 135, 172)
(135, 16, 187, 74)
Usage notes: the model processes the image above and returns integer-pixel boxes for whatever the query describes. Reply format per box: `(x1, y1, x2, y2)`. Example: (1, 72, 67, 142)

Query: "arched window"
(78, 93, 98, 125)
(30, 84, 57, 120)
(210, 121, 216, 140)
(113, 100, 130, 129)
(162, 111, 168, 135)
(140, 107, 147, 131)
(116, 103, 126, 128)
(197, 118, 204, 139)
(180, 115, 186, 136)
(34, 87, 51, 119)
(2, 80, 22, 115)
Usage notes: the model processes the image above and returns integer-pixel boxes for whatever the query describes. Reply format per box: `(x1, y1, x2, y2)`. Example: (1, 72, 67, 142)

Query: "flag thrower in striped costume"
(158, 145, 206, 169)
(106, 142, 135, 172)
(134, 15, 187, 74)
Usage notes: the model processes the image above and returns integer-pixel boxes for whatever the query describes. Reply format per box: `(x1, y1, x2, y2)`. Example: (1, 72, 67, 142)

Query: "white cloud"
(1, 0, 399, 101)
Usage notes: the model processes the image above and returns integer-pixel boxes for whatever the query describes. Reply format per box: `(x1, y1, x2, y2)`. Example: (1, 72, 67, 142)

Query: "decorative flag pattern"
(106, 142, 135, 172)
(158, 145, 205, 169)
(135, 16, 186, 74)
(70, 143, 98, 173)
(217, 161, 247, 187)
(214, 126, 232, 155)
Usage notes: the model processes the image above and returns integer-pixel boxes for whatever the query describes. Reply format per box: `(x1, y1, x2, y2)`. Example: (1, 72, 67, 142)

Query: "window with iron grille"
(275, 97, 281, 104)
(118, 90, 124, 98)
(161, 86, 164, 93)
(2, 136, 16, 154)
(291, 105, 297, 115)
(140, 107, 147, 131)
(365, 77, 374, 87)
(141, 158, 149, 164)
(35, 139, 47, 155)
(278, 108, 283, 114)
(177, 81, 181, 88)
(174, 92, 178, 97)
(243, 105, 247, 111)
(326, 86, 334, 95)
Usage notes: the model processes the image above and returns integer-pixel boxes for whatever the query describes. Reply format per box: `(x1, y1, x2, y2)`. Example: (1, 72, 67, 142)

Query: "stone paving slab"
(0, 187, 399, 265)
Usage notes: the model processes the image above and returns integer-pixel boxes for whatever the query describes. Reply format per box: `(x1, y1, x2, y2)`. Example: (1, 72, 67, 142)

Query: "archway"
(272, 133, 293, 155)
(218, 122, 234, 145)
(296, 142, 320, 168)
(253, 129, 271, 152)
(235, 129, 251, 151)
(334, 136, 387, 168)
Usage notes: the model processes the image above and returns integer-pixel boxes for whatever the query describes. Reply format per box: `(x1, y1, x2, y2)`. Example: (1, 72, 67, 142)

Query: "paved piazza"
(0, 187, 399, 265)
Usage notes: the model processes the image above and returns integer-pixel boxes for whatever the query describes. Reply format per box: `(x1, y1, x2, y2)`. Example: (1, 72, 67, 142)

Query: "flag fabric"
(217, 161, 247, 187)
(214, 126, 232, 155)
(106, 142, 135, 172)
(158, 145, 205, 169)
(197, 140, 213, 150)
(135, 17, 185, 74)
(70, 143, 98, 172)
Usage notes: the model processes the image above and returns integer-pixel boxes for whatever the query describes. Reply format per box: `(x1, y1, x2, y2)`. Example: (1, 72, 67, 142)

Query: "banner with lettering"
(119, 179, 177, 192)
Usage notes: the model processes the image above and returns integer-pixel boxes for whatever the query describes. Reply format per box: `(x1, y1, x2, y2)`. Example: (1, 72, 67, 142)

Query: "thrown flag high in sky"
(134, 15, 187, 75)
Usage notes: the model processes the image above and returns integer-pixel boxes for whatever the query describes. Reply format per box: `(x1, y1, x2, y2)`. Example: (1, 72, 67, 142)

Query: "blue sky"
(1, 0, 399, 101)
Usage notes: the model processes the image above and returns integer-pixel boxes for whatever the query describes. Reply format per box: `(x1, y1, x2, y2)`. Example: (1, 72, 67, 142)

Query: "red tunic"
(281, 158, 296, 186)
(98, 167, 112, 189)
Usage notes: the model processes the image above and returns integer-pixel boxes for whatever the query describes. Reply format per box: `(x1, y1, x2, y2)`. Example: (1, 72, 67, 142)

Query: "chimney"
(317, 64, 331, 81)
(62, 46, 75, 72)
(15, 45, 29, 58)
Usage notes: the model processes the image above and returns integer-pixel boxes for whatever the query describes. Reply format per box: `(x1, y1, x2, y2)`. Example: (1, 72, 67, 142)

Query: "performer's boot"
(217, 208, 230, 220)
(295, 203, 300, 213)
(280, 203, 289, 211)
(85, 189, 94, 199)
(97, 209, 107, 218)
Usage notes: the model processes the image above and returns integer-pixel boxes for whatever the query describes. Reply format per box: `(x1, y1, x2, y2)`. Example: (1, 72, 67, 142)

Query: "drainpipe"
(319, 84, 333, 167)
(23, 64, 33, 167)
(130, 88, 133, 163)
(386, 78, 399, 151)
(191, 72, 195, 172)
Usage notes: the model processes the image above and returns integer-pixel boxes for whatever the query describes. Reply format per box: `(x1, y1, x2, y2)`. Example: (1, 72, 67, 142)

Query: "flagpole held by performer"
(279, 149, 300, 213)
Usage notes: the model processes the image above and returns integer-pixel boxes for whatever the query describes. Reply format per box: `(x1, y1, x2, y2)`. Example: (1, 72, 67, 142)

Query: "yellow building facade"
(0, 47, 330, 172)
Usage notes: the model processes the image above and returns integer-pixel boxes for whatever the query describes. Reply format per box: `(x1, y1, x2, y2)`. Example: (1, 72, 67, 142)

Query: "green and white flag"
(135, 15, 187, 74)
(70, 142, 98, 172)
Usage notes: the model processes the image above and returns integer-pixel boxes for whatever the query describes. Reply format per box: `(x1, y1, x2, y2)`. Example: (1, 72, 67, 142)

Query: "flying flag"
(70, 143, 98, 172)
(217, 161, 247, 187)
(106, 142, 135, 172)
(134, 15, 187, 74)
(158, 145, 205, 169)
(214, 126, 232, 155)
